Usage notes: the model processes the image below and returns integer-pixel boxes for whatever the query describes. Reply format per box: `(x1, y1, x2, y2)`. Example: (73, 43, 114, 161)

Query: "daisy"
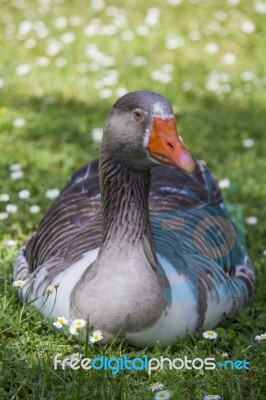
(69, 319, 87, 335)
(10, 170, 23, 180)
(12, 279, 25, 288)
(5, 239, 16, 247)
(10, 164, 22, 172)
(18, 189, 30, 199)
(6, 204, 18, 214)
(89, 330, 103, 343)
(46, 285, 53, 295)
(45, 189, 60, 200)
(29, 205, 41, 214)
(69, 325, 83, 336)
(0, 194, 10, 202)
(202, 330, 218, 340)
(245, 216, 258, 225)
(218, 178, 230, 189)
(150, 382, 164, 392)
(204, 396, 221, 400)
(53, 316, 68, 329)
(255, 332, 266, 341)
(12, 118, 26, 128)
(0, 212, 8, 221)
(242, 138, 255, 148)
(154, 390, 171, 400)
(70, 352, 82, 360)
(72, 319, 86, 328)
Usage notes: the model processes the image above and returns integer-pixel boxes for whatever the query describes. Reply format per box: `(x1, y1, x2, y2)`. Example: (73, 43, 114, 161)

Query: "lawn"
(0, 0, 266, 399)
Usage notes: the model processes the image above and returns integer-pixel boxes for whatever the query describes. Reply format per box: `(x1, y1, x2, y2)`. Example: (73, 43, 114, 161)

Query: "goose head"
(101, 91, 195, 172)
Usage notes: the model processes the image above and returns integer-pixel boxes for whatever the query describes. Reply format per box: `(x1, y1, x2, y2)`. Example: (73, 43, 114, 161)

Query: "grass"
(0, 0, 266, 399)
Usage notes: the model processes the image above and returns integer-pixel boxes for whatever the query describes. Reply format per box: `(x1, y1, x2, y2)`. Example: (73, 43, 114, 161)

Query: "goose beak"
(146, 117, 196, 173)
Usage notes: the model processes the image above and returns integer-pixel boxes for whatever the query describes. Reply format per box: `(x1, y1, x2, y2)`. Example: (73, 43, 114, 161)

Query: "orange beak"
(146, 117, 196, 173)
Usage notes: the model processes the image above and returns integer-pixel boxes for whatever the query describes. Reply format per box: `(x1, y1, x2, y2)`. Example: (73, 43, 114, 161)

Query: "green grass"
(0, 0, 266, 399)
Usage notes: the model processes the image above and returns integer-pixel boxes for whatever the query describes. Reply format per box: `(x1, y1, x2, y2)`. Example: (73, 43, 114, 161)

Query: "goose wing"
(149, 161, 254, 324)
(25, 159, 102, 275)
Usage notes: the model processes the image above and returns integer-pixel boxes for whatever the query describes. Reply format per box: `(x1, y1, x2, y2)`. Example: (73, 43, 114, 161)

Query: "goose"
(14, 91, 254, 347)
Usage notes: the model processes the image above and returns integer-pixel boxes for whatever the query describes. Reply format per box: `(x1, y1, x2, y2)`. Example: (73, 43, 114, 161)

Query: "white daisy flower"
(0, 194, 10, 202)
(69, 319, 87, 335)
(6, 204, 18, 214)
(69, 326, 79, 335)
(89, 330, 103, 343)
(5, 239, 16, 247)
(255, 2, 266, 14)
(15, 64, 32, 75)
(70, 352, 82, 360)
(154, 390, 171, 400)
(29, 205, 41, 214)
(60, 32, 75, 44)
(18, 189, 30, 199)
(255, 332, 266, 341)
(54, 16, 68, 29)
(46, 285, 53, 295)
(54, 282, 60, 289)
(0, 212, 8, 220)
(204, 43, 219, 54)
(12, 118, 26, 128)
(150, 382, 164, 392)
(204, 395, 221, 400)
(222, 52, 236, 65)
(245, 216, 258, 225)
(53, 316, 68, 329)
(69, 325, 83, 335)
(242, 138, 255, 148)
(218, 178, 230, 189)
(11, 170, 24, 180)
(10, 164, 22, 172)
(72, 319, 86, 328)
(241, 21, 255, 34)
(12, 279, 25, 288)
(202, 330, 218, 340)
(45, 189, 60, 200)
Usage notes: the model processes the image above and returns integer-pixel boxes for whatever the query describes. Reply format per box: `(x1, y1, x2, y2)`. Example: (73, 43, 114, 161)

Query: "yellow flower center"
(17, 281, 23, 287)
(58, 318, 64, 324)
(261, 335, 266, 340)
(207, 331, 214, 336)
(159, 394, 165, 398)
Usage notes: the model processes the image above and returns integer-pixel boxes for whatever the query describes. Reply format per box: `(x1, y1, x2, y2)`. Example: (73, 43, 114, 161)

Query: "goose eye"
(132, 109, 144, 122)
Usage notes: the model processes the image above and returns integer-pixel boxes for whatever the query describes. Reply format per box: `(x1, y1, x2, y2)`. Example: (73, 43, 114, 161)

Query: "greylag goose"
(14, 91, 254, 346)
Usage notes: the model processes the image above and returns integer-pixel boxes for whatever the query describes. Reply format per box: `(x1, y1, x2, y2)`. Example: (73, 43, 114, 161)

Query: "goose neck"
(99, 153, 155, 257)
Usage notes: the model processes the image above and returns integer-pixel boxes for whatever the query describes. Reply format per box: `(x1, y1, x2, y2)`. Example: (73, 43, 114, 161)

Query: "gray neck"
(99, 152, 157, 269)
